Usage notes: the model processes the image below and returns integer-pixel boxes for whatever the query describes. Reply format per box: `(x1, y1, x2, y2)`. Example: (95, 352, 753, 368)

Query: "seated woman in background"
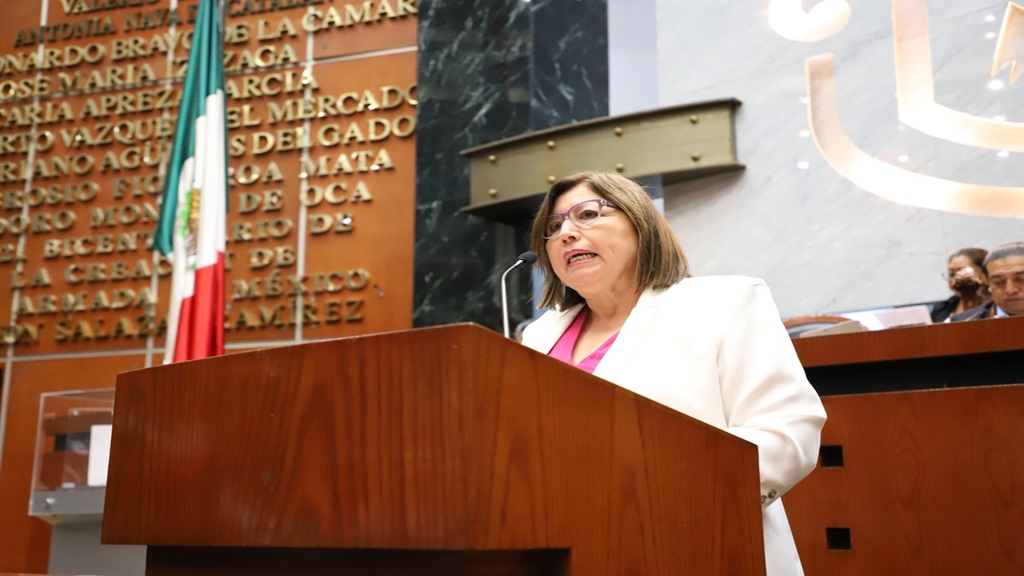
(951, 242, 1024, 321)
(931, 248, 990, 323)
(521, 172, 826, 576)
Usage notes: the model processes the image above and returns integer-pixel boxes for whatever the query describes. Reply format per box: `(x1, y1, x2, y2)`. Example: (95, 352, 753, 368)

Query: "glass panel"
(32, 389, 115, 493)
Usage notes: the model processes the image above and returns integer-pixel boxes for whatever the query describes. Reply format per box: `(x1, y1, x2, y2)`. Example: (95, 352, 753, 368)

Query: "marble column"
(414, 0, 609, 329)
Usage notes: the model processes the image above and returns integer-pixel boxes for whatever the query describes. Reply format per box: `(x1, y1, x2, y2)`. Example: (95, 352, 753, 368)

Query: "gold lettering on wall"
(0, 0, 418, 347)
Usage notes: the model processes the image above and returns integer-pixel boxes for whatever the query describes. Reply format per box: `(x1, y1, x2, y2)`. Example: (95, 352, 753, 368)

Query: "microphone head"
(518, 251, 538, 265)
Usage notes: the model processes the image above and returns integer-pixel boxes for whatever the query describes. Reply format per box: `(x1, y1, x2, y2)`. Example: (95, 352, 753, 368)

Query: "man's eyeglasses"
(543, 199, 619, 239)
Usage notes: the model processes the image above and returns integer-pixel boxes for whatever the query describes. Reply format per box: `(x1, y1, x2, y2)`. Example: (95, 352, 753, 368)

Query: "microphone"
(501, 251, 537, 338)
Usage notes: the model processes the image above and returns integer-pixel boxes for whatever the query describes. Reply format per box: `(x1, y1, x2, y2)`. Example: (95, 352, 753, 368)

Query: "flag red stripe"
(173, 252, 225, 362)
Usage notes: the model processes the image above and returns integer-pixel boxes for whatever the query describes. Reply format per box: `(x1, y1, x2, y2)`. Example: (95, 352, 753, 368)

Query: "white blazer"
(521, 276, 826, 576)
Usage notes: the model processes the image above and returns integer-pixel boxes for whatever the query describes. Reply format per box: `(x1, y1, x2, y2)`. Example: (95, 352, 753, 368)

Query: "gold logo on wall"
(992, 3, 1024, 84)
(770, 0, 1024, 218)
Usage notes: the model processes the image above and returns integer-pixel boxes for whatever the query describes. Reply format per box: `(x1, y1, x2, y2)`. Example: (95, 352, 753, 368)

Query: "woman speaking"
(521, 172, 826, 576)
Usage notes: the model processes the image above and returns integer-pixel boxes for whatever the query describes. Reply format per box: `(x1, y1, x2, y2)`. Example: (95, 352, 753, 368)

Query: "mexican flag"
(154, 0, 227, 364)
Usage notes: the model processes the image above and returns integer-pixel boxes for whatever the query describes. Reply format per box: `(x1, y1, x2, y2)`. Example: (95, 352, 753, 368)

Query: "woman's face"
(545, 184, 639, 300)
(947, 255, 987, 293)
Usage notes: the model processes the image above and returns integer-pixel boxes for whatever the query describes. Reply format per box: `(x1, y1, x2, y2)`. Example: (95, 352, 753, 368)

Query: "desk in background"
(786, 317, 1024, 575)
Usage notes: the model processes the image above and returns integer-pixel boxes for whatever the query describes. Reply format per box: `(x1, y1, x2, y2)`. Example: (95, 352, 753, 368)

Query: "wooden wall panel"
(11, 85, 170, 355)
(309, 0, 418, 59)
(0, 355, 145, 573)
(0, 4, 43, 51)
(219, 51, 418, 342)
(299, 52, 417, 339)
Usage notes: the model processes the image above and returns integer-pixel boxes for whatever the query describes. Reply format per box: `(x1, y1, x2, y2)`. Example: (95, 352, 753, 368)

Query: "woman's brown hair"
(949, 247, 988, 271)
(530, 172, 689, 310)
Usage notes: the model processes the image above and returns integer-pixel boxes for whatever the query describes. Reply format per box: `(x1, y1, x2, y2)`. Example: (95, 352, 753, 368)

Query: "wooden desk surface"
(793, 315, 1024, 367)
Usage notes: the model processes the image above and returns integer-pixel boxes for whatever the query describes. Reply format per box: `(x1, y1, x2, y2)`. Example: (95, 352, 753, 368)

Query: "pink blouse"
(548, 309, 619, 374)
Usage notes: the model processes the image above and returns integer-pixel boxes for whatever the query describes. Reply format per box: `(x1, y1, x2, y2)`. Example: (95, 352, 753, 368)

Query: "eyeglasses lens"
(544, 200, 606, 238)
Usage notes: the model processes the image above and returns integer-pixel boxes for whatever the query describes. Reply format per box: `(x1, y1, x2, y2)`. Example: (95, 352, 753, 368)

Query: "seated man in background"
(951, 243, 1024, 321)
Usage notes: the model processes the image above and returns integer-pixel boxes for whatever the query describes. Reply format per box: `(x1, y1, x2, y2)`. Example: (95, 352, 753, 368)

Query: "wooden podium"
(102, 324, 765, 576)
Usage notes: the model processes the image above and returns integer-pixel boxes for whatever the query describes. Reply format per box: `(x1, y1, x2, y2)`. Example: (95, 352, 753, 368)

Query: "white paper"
(87, 424, 112, 487)
(842, 305, 933, 331)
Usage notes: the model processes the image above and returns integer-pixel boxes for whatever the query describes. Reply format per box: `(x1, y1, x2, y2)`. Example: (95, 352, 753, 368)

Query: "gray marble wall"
(655, 0, 1024, 316)
(414, 0, 608, 328)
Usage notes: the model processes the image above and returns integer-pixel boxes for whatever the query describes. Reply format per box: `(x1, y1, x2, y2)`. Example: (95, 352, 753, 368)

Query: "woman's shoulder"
(638, 276, 770, 316)
(653, 276, 785, 332)
(648, 275, 773, 314)
(663, 275, 768, 298)
(633, 276, 778, 336)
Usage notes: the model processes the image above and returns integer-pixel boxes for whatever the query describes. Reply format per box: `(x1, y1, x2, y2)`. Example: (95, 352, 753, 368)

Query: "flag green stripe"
(154, 0, 226, 255)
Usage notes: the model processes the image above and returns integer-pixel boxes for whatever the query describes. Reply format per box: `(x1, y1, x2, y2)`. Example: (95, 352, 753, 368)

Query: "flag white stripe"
(162, 92, 226, 364)
(197, 91, 226, 268)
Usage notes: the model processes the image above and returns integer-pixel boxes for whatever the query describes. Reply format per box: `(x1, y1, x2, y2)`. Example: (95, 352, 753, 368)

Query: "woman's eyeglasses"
(543, 199, 619, 239)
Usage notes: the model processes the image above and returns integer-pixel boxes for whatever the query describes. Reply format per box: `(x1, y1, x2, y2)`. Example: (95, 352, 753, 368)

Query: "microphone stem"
(500, 252, 535, 339)
(501, 262, 518, 338)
